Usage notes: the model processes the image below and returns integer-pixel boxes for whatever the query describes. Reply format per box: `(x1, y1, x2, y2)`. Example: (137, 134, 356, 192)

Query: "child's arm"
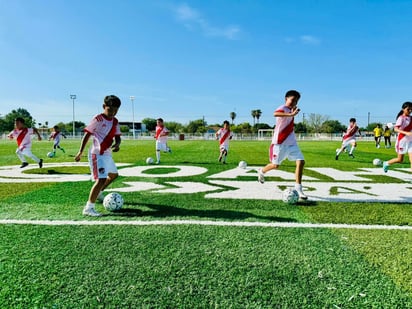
(112, 136, 121, 152)
(274, 107, 300, 118)
(74, 132, 91, 162)
(33, 128, 42, 141)
(394, 127, 412, 136)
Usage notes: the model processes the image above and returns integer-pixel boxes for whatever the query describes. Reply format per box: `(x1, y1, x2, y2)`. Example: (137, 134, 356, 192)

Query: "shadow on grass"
(106, 201, 298, 222)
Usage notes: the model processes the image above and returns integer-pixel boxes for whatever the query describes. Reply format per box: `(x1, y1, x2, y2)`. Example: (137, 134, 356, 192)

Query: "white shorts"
(156, 141, 169, 152)
(269, 144, 304, 165)
(89, 153, 118, 180)
(396, 138, 412, 155)
(220, 144, 229, 152)
(341, 138, 356, 149)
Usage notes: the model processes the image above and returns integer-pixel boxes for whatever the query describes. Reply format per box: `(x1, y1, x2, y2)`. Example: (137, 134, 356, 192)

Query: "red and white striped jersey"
(272, 105, 296, 145)
(84, 114, 121, 155)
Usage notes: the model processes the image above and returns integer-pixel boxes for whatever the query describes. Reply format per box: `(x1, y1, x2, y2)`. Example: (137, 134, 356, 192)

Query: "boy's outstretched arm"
(112, 136, 121, 152)
(33, 128, 42, 141)
(75, 132, 91, 161)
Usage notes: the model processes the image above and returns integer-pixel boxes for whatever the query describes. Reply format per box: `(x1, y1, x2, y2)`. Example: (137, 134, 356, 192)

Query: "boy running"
(373, 124, 383, 148)
(75, 95, 122, 217)
(216, 120, 233, 164)
(154, 118, 171, 164)
(257, 90, 307, 200)
(7, 117, 43, 168)
(49, 125, 66, 155)
(336, 118, 361, 160)
(383, 102, 412, 173)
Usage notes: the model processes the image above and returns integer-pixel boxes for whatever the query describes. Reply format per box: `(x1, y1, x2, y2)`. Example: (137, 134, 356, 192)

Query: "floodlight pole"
(130, 96, 135, 139)
(70, 94, 77, 138)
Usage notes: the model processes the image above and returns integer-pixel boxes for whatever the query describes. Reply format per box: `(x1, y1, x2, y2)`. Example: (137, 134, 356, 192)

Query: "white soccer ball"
(373, 158, 382, 166)
(387, 122, 394, 129)
(238, 161, 247, 169)
(103, 192, 124, 211)
(47, 152, 54, 158)
(282, 188, 299, 205)
(146, 157, 154, 165)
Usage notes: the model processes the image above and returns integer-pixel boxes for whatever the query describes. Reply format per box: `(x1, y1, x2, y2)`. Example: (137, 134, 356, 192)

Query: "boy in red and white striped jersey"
(75, 95, 122, 217)
(8, 117, 43, 169)
(154, 118, 172, 164)
(335, 118, 361, 160)
(216, 120, 233, 163)
(257, 90, 307, 200)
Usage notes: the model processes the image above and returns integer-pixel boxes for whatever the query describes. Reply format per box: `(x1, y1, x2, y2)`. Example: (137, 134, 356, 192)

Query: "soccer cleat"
(82, 207, 102, 217)
(383, 161, 389, 173)
(97, 192, 105, 203)
(349, 153, 355, 159)
(156, 161, 160, 165)
(20, 162, 29, 168)
(335, 155, 338, 160)
(257, 169, 265, 184)
(168, 148, 172, 153)
(297, 189, 308, 200)
(39, 159, 43, 168)
(61, 147, 65, 153)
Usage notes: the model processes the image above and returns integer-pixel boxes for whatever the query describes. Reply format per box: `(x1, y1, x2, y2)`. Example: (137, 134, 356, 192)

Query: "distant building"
(119, 122, 147, 133)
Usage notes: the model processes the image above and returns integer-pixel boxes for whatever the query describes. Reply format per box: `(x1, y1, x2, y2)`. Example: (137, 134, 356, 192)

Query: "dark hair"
(104, 95, 121, 107)
(53, 125, 59, 130)
(157, 118, 164, 122)
(396, 101, 412, 119)
(349, 118, 356, 123)
(285, 90, 301, 99)
(15, 117, 25, 124)
(223, 120, 230, 126)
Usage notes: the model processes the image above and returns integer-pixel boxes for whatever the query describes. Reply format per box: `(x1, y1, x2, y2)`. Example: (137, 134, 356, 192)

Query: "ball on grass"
(103, 193, 124, 211)
(146, 157, 154, 165)
(238, 161, 247, 169)
(373, 158, 382, 166)
(47, 152, 54, 158)
(282, 188, 299, 205)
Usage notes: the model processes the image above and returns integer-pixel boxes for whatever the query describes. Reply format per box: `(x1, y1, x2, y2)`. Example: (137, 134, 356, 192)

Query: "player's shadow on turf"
(120, 202, 298, 222)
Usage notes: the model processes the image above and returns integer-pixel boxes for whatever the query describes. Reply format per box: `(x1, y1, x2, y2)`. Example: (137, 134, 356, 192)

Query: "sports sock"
(349, 146, 356, 154)
(156, 151, 160, 162)
(85, 202, 95, 210)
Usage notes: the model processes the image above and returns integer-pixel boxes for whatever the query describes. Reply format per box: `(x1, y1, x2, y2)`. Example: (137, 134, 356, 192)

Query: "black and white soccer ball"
(238, 161, 247, 169)
(146, 157, 154, 165)
(282, 188, 299, 205)
(103, 193, 124, 211)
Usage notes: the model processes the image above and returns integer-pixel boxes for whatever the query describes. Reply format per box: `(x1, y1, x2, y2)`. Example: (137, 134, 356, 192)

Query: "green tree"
(165, 121, 183, 133)
(142, 118, 157, 131)
(295, 122, 308, 133)
(255, 109, 262, 124)
(251, 110, 257, 126)
(321, 120, 346, 133)
(306, 113, 330, 133)
(2, 108, 36, 132)
(65, 121, 86, 134)
(229, 112, 236, 125)
(185, 119, 207, 133)
(366, 122, 382, 132)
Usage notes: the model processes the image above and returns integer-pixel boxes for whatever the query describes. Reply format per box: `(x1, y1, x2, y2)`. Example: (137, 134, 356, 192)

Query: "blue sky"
(1, 0, 411, 128)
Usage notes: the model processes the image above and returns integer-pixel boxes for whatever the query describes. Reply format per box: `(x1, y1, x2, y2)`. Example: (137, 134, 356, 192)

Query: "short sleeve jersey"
(84, 114, 121, 155)
(155, 126, 169, 143)
(272, 105, 296, 145)
(9, 128, 35, 151)
(216, 128, 233, 148)
(395, 115, 412, 143)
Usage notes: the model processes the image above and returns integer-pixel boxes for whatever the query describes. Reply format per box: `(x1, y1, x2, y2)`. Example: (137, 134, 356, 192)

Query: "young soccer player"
(335, 118, 361, 160)
(7, 117, 43, 168)
(154, 118, 171, 164)
(383, 125, 392, 148)
(383, 102, 412, 173)
(215, 120, 233, 164)
(373, 124, 383, 148)
(49, 125, 66, 155)
(75, 95, 122, 216)
(257, 90, 307, 200)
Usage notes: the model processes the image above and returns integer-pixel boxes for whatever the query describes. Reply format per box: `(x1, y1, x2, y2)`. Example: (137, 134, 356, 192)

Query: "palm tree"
(251, 110, 257, 126)
(229, 112, 237, 125)
(255, 109, 262, 124)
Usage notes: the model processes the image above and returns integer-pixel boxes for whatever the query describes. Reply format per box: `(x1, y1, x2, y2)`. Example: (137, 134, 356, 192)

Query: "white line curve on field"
(0, 219, 411, 230)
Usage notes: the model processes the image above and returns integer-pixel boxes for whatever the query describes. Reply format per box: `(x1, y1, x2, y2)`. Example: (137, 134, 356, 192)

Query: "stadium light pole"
(130, 96, 135, 139)
(70, 94, 77, 138)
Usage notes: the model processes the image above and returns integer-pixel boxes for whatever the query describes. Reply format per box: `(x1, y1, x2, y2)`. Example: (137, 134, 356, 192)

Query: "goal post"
(257, 129, 273, 140)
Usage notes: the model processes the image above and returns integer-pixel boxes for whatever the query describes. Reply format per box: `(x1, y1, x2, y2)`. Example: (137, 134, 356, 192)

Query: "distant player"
(335, 118, 361, 160)
(215, 120, 233, 164)
(7, 117, 43, 168)
(154, 118, 171, 164)
(257, 90, 307, 200)
(383, 125, 392, 148)
(75, 95, 122, 217)
(49, 125, 66, 155)
(373, 124, 383, 148)
(383, 102, 412, 173)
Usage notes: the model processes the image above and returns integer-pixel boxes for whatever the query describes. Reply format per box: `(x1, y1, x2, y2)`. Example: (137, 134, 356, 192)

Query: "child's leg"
(88, 178, 107, 203)
(100, 173, 119, 192)
(156, 150, 161, 163)
(349, 142, 356, 157)
(222, 149, 228, 163)
(383, 154, 404, 172)
(22, 148, 42, 166)
(294, 160, 307, 199)
(16, 149, 27, 163)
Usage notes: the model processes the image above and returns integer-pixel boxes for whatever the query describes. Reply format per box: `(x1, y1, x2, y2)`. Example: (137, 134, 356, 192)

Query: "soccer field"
(1, 139, 411, 308)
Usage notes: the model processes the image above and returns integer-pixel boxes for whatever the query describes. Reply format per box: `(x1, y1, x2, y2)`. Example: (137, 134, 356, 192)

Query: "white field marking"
(0, 219, 411, 230)
(119, 165, 207, 178)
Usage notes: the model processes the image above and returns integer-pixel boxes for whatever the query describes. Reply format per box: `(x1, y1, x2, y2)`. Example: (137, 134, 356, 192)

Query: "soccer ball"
(387, 122, 394, 129)
(373, 158, 382, 166)
(282, 188, 299, 205)
(47, 152, 54, 158)
(238, 161, 247, 169)
(146, 157, 154, 165)
(103, 193, 124, 211)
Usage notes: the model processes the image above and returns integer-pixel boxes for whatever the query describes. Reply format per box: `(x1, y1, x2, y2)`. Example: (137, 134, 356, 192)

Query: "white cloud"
(174, 4, 241, 40)
(300, 35, 321, 45)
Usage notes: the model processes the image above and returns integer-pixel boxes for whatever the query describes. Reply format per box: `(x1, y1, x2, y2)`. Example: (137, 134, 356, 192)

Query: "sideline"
(0, 219, 411, 230)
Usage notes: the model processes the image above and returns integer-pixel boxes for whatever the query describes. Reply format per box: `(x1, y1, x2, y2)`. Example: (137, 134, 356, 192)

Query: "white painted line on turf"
(0, 219, 411, 230)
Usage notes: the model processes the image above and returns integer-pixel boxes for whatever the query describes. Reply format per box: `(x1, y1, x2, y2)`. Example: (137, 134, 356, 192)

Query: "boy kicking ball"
(216, 120, 233, 164)
(75, 95, 122, 217)
(257, 90, 307, 200)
